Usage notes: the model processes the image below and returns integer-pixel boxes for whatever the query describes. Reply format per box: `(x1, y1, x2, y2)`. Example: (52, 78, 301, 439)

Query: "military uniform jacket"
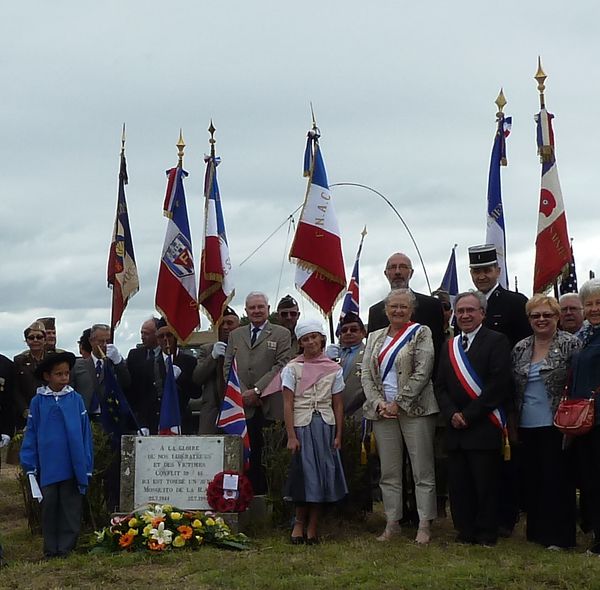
(223, 322, 292, 421)
(434, 327, 512, 451)
(13, 351, 46, 421)
(484, 285, 532, 348)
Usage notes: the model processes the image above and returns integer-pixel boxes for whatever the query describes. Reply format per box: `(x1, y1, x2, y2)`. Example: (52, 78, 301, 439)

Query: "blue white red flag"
(217, 357, 251, 470)
(533, 108, 571, 293)
(290, 125, 346, 316)
(156, 165, 200, 342)
(159, 355, 182, 435)
(439, 245, 459, 307)
(198, 146, 234, 326)
(336, 227, 366, 335)
(108, 146, 139, 331)
(485, 114, 511, 289)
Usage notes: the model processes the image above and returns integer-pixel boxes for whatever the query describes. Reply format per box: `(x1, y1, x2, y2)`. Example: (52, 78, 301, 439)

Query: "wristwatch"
(253, 387, 262, 398)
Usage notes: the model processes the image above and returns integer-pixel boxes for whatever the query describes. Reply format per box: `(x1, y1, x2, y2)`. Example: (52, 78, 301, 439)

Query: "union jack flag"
(336, 227, 366, 335)
(217, 357, 250, 470)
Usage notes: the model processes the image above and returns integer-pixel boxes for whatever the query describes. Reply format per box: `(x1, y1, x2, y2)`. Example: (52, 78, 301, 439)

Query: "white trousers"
(373, 412, 437, 523)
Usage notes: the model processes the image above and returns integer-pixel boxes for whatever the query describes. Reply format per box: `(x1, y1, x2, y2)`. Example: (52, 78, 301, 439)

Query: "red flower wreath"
(206, 471, 254, 513)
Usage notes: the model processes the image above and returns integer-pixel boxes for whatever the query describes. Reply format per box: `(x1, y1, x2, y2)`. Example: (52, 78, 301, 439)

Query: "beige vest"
(288, 361, 338, 427)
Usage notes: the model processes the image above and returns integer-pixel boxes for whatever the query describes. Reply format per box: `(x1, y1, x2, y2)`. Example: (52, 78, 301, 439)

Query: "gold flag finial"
(535, 56, 547, 109)
(495, 88, 507, 116)
(310, 101, 317, 130)
(121, 123, 126, 155)
(361, 225, 367, 238)
(177, 128, 185, 167)
(208, 119, 216, 158)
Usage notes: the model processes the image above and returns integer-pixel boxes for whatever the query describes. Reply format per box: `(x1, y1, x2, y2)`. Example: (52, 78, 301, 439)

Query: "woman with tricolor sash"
(362, 289, 438, 544)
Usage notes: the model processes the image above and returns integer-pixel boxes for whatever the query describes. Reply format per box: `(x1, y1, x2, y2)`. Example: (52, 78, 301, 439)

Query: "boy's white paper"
(28, 473, 43, 502)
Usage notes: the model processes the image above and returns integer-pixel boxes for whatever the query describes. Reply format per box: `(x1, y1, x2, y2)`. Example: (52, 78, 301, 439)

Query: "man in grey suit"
(193, 307, 240, 434)
(223, 292, 292, 494)
(70, 323, 130, 413)
(70, 323, 130, 511)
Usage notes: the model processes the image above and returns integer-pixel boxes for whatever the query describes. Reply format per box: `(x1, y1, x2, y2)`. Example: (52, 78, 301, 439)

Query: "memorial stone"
(120, 435, 242, 512)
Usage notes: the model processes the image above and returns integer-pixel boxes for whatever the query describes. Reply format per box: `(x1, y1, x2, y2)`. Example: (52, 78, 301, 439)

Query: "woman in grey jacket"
(512, 294, 581, 549)
(362, 289, 438, 544)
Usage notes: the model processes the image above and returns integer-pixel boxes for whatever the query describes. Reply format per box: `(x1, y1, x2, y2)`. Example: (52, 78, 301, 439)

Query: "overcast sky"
(1, 0, 598, 357)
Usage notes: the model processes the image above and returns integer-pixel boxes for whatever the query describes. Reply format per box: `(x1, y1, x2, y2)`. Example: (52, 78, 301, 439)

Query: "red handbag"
(553, 388, 597, 436)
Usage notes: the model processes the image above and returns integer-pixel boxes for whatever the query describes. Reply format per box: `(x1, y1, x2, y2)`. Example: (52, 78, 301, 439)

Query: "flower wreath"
(206, 470, 254, 513)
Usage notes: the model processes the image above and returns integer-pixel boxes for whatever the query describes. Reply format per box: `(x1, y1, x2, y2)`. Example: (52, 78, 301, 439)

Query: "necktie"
(461, 335, 469, 351)
(251, 327, 260, 346)
(95, 359, 103, 378)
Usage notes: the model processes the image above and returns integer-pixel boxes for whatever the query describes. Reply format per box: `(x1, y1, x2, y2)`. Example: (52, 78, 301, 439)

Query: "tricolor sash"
(378, 322, 421, 381)
(448, 336, 506, 431)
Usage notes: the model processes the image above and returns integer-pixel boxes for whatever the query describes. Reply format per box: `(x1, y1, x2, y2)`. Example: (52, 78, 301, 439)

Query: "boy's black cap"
(34, 352, 77, 381)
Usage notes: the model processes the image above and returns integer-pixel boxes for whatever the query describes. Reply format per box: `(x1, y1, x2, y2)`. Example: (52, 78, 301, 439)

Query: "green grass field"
(2, 461, 600, 590)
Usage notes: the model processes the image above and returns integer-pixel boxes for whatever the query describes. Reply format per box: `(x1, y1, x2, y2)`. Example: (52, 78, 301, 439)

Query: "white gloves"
(0, 434, 10, 448)
(211, 341, 227, 359)
(138, 428, 150, 437)
(106, 344, 123, 364)
(172, 365, 182, 380)
(325, 344, 341, 360)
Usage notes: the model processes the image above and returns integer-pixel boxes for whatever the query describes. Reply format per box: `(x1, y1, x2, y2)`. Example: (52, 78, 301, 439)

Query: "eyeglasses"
(386, 264, 412, 271)
(528, 312, 557, 320)
(340, 326, 361, 334)
(279, 310, 298, 318)
(26, 334, 45, 341)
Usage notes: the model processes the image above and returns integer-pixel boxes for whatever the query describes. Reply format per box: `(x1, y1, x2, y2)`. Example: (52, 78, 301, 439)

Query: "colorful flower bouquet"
(90, 504, 251, 553)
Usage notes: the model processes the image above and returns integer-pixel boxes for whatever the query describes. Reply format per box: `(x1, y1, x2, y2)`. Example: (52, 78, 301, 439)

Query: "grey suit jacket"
(193, 343, 224, 434)
(223, 322, 292, 421)
(341, 343, 366, 419)
(70, 357, 131, 412)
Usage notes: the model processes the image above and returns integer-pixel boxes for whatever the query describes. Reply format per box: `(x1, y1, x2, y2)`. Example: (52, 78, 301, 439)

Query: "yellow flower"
(128, 518, 139, 528)
(162, 504, 173, 513)
(142, 524, 153, 537)
(191, 519, 202, 529)
(128, 528, 139, 536)
(172, 535, 186, 548)
(195, 535, 204, 545)
(205, 518, 215, 527)
(170, 512, 182, 521)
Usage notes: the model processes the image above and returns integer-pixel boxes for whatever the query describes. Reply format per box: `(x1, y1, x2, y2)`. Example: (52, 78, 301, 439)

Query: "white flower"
(149, 521, 173, 545)
(143, 505, 166, 522)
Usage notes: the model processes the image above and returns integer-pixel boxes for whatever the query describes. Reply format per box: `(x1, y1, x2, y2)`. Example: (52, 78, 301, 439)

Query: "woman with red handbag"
(512, 294, 581, 549)
(570, 279, 600, 555)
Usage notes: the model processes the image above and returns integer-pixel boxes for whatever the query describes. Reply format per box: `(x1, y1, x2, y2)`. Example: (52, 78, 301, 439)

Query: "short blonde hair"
(526, 294, 560, 316)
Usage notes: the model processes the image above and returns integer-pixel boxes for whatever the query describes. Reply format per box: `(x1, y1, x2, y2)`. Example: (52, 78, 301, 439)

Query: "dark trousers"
(247, 408, 271, 495)
(519, 427, 576, 547)
(448, 448, 500, 544)
(41, 479, 82, 557)
(573, 425, 600, 541)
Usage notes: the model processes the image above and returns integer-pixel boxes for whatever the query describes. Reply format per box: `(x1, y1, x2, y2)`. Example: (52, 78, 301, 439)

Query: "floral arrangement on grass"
(90, 504, 250, 553)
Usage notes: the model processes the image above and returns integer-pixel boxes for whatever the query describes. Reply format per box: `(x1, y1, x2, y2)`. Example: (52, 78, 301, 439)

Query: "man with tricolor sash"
(434, 290, 512, 546)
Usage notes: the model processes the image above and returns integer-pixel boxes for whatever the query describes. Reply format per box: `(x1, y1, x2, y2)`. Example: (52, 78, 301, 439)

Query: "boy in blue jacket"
(20, 352, 93, 558)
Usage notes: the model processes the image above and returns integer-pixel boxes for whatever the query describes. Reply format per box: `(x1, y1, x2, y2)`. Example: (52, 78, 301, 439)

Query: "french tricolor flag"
(155, 165, 200, 342)
(290, 126, 346, 316)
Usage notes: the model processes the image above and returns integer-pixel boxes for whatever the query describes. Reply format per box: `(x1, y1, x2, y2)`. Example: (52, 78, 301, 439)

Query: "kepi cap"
(468, 244, 498, 268)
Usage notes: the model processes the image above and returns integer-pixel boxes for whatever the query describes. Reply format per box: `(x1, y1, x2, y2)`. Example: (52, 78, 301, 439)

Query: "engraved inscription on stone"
(134, 436, 224, 509)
